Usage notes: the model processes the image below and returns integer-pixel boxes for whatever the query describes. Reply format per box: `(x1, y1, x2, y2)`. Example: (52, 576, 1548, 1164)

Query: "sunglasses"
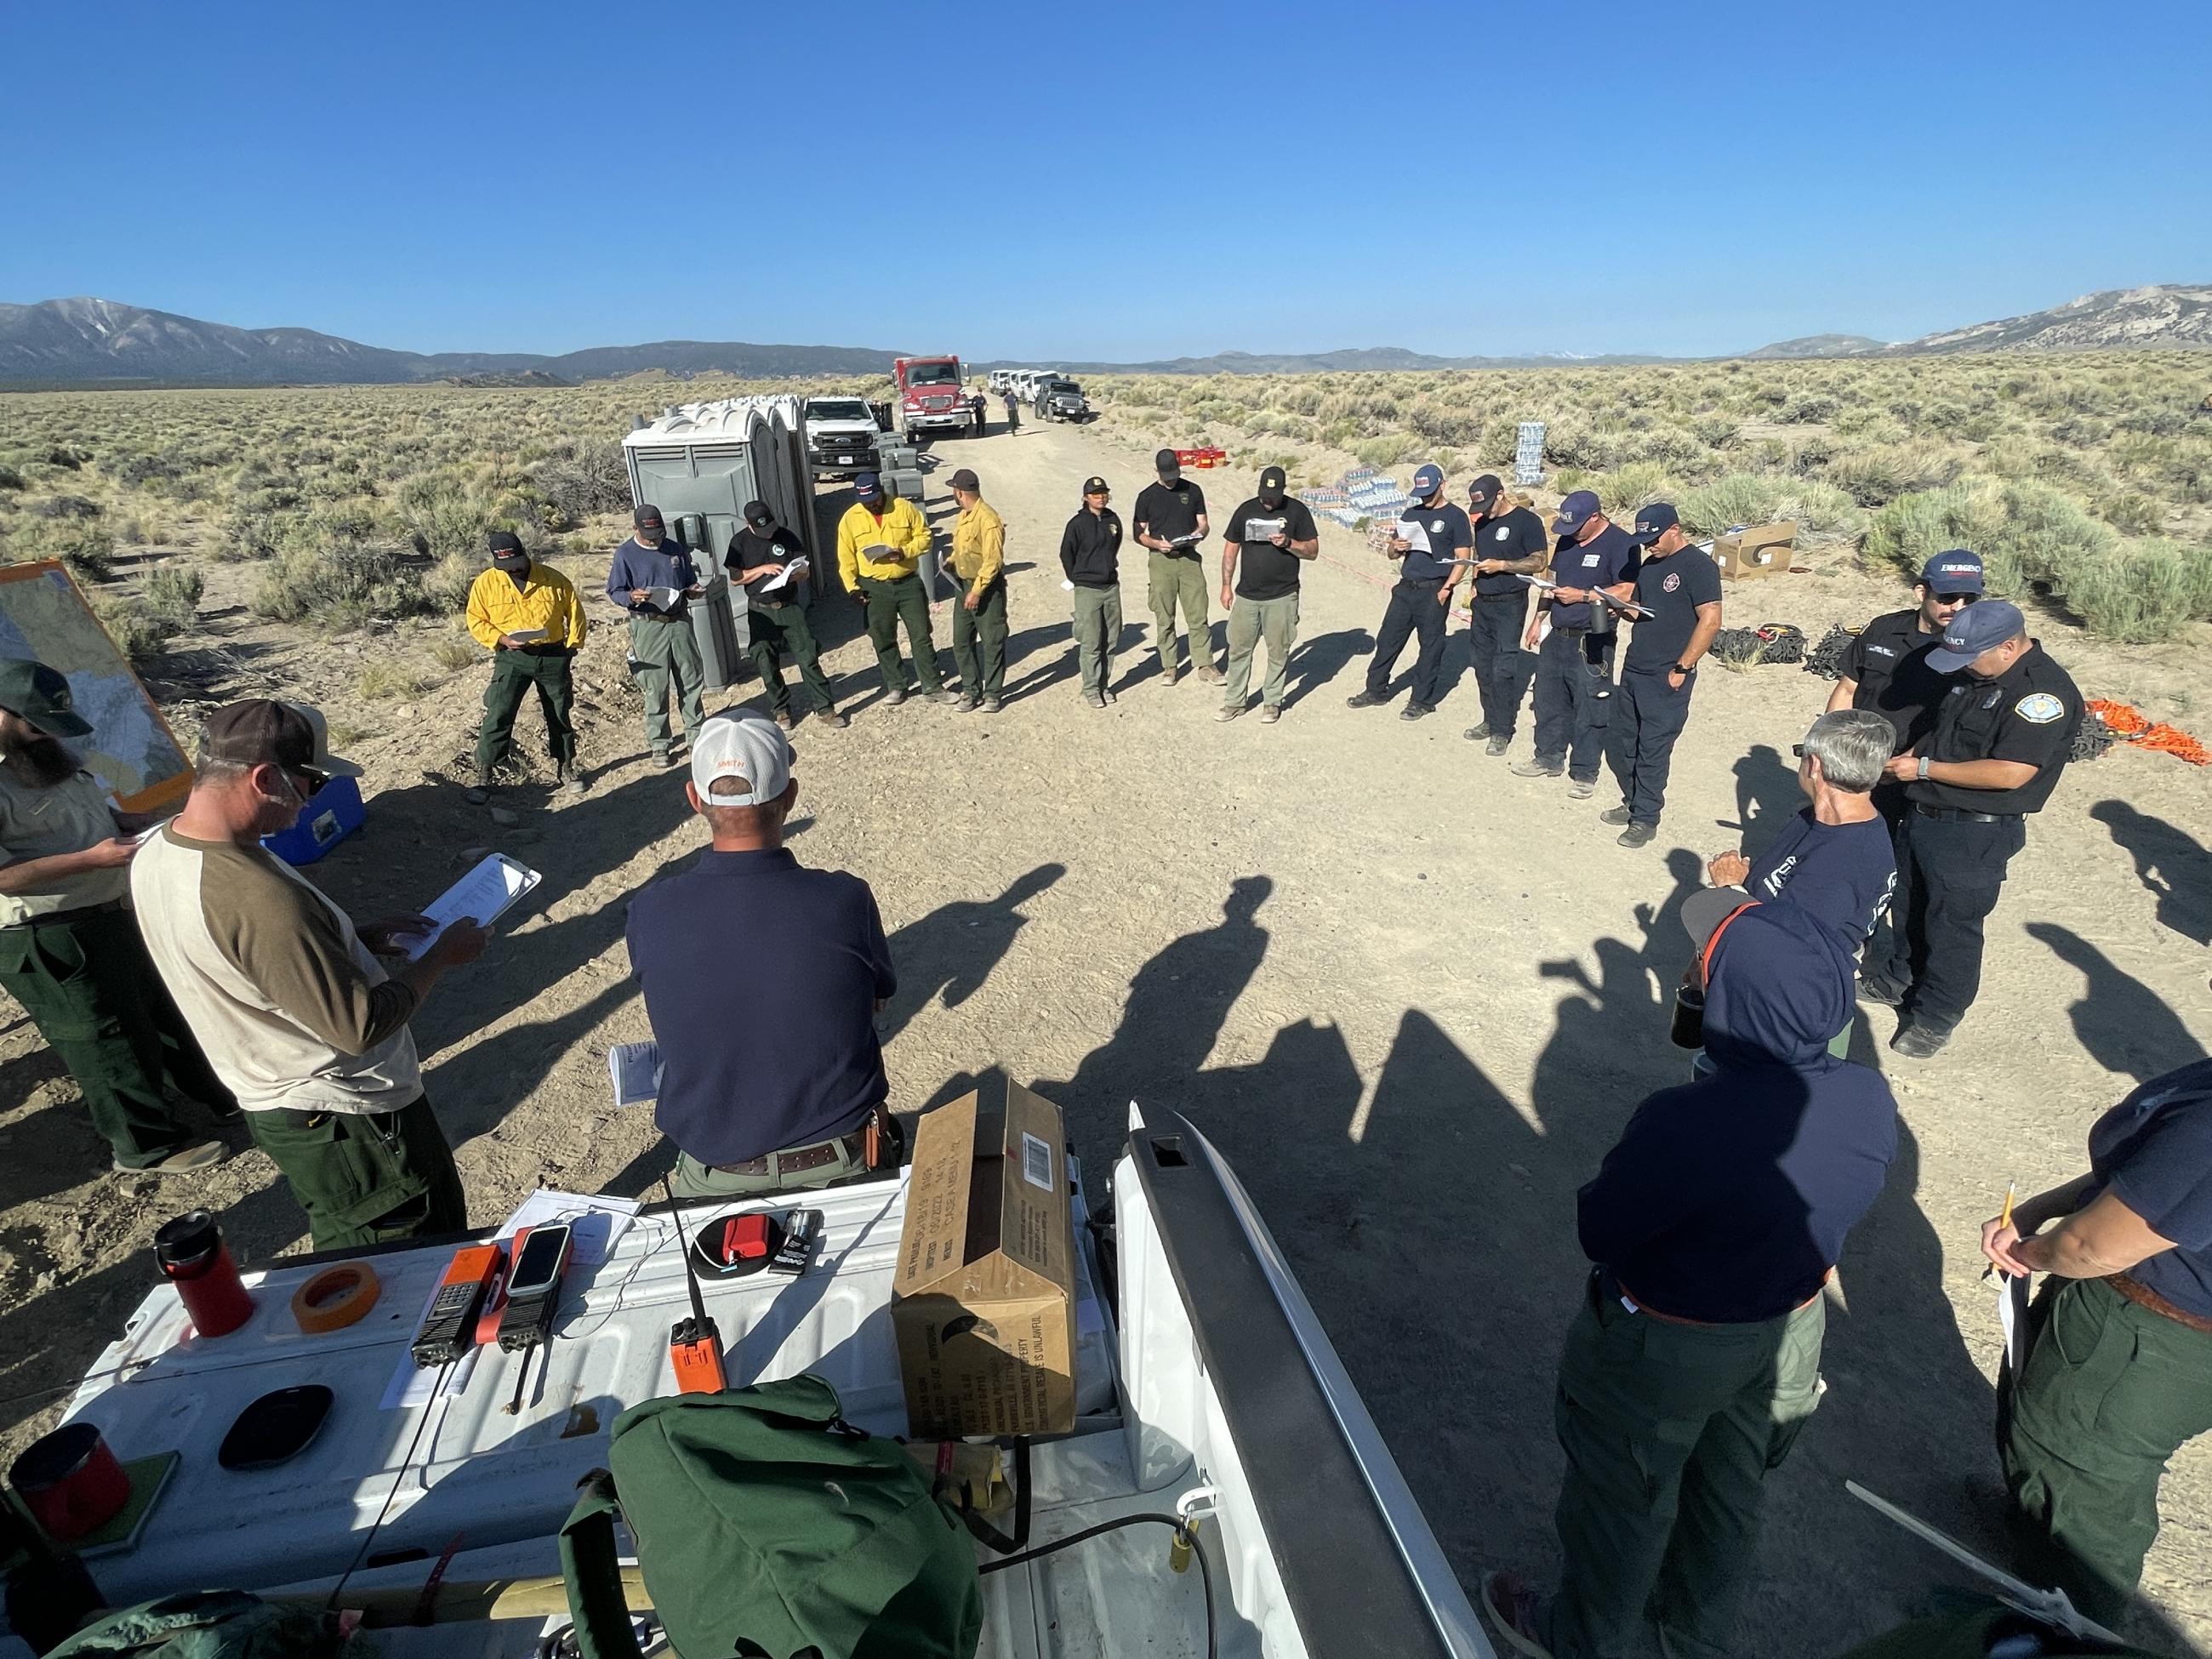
(1933, 591, 1979, 605)
(1791, 744, 1805, 759)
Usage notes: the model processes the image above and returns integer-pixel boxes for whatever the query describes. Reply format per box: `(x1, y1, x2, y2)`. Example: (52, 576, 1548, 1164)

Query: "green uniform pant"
(476, 647, 577, 773)
(1071, 584, 1122, 695)
(671, 1140, 869, 1200)
(1548, 1273, 1826, 1659)
(0, 906, 233, 1166)
(2001, 1274, 2212, 1627)
(627, 615, 704, 755)
(858, 574, 943, 693)
(1223, 593, 1299, 710)
(950, 579, 1008, 698)
(1148, 550, 1212, 674)
(746, 601, 836, 714)
(245, 1092, 467, 1253)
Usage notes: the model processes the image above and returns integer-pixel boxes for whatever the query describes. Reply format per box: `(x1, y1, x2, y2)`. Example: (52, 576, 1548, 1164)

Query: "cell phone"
(505, 1223, 571, 1301)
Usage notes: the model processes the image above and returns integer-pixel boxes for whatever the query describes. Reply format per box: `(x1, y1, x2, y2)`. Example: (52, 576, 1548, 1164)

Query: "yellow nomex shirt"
(949, 499, 1004, 600)
(836, 496, 932, 588)
(465, 562, 588, 651)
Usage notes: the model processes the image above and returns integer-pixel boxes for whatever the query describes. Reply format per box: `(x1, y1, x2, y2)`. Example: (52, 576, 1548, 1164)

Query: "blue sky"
(4, 0, 2208, 361)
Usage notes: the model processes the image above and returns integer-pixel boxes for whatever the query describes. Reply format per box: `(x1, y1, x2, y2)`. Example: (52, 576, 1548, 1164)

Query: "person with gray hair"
(1706, 709, 1900, 952)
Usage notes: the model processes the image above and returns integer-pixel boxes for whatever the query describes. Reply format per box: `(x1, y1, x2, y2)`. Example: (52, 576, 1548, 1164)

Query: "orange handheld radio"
(660, 1175, 727, 1394)
(411, 1243, 505, 1367)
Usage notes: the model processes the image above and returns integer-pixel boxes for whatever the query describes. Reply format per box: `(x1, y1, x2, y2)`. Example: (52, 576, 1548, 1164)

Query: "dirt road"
(5, 411, 2209, 1653)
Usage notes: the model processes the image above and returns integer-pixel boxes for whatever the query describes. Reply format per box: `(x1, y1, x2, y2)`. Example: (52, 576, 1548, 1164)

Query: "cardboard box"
(1713, 520, 1797, 580)
(892, 1078, 1077, 1438)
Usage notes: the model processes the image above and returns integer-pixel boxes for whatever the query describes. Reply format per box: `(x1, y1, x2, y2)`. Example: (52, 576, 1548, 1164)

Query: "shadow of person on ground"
(1000, 624, 1080, 705)
(1730, 742, 1801, 844)
(2090, 799, 2212, 948)
(1281, 628, 1371, 709)
(878, 864, 1067, 1045)
(2026, 921, 2207, 1084)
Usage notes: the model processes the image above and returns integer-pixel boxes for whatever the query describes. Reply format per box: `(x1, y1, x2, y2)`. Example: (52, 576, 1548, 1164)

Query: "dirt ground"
(5, 411, 2210, 1655)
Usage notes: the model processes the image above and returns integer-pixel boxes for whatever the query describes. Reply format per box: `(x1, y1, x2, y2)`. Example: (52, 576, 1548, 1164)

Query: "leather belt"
(1913, 804, 2021, 824)
(3, 897, 127, 932)
(713, 1125, 868, 1179)
(1475, 590, 1525, 602)
(629, 610, 687, 621)
(2109, 1271, 2212, 1336)
(1608, 1269, 1824, 1327)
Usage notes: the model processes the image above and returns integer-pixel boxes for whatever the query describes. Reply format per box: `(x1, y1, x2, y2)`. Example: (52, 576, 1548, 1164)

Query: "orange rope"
(2087, 699, 2209, 765)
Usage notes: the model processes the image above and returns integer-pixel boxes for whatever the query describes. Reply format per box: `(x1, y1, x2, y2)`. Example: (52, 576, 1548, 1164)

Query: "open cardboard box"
(1713, 520, 1797, 580)
(892, 1077, 1078, 1438)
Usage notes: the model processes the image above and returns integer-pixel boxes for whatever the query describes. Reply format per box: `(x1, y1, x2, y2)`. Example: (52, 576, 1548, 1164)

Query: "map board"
(0, 562, 192, 812)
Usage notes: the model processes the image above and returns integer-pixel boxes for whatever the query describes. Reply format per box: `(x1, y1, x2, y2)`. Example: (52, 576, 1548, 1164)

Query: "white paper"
(494, 1189, 639, 1269)
(608, 1040, 662, 1108)
(1240, 517, 1287, 544)
(400, 854, 541, 961)
(645, 585, 685, 613)
(1168, 531, 1206, 548)
(1394, 517, 1432, 554)
(756, 556, 809, 595)
(1996, 1270, 2031, 1375)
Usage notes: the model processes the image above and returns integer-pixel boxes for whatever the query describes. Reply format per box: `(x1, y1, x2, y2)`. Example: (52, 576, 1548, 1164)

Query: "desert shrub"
(141, 562, 204, 630)
(216, 504, 285, 561)
(356, 660, 435, 700)
(395, 472, 505, 558)
(1776, 391, 1839, 424)
(1689, 413, 1737, 448)
(1352, 435, 1417, 469)
(251, 541, 439, 630)
(29, 494, 102, 520)
(1821, 442, 1964, 507)
(14, 516, 115, 580)
(1590, 462, 1679, 516)
(1679, 475, 1796, 535)
(1540, 415, 1622, 470)
(94, 598, 175, 664)
(2056, 539, 2212, 643)
(0, 464, 22, 491)
(2095, 492, 2167, 536)
(423, 552, 479, 613)
(428, 632, 482, 671)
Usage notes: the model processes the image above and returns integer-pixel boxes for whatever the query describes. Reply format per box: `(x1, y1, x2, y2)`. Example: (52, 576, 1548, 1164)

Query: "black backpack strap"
(559, 1469, 643, 1659)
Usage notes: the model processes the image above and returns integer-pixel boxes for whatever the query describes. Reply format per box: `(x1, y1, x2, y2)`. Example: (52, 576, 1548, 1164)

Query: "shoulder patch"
(2015, 692, 2065, 724)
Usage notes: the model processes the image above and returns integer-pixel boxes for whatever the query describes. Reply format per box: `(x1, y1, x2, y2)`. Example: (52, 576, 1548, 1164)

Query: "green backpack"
(558, 1375, 982, 1659)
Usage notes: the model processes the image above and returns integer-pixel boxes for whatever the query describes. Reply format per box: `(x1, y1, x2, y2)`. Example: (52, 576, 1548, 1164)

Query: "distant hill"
(3, 285, 2205, 389)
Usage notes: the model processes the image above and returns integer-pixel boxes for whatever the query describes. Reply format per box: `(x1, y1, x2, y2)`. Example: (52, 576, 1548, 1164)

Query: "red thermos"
(154, 1210, 254, 1337)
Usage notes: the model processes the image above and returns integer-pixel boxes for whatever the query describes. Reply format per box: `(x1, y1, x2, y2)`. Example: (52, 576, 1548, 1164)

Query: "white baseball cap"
(688, 713, 791, 807)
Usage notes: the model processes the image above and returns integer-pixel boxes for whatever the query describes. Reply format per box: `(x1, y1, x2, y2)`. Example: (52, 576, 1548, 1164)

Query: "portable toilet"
(621, 396, 817, 693)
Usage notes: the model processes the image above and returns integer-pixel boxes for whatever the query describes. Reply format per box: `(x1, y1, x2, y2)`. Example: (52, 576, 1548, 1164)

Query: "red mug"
(9, 1422, 129, 1542)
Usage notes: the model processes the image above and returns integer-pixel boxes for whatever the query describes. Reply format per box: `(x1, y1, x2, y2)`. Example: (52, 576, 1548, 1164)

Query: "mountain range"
(1, 286, 2203, 390)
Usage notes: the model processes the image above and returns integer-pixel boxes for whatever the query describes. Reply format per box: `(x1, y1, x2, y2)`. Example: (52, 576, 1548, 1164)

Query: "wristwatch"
(1673, 663, 1694, 675)
(1917, 755, 1932, 781)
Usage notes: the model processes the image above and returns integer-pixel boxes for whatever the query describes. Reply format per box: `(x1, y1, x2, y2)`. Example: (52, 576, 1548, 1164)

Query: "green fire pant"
(245, 1091, 467, 1252)
(0, 905, 235, 1166)
(746, 601, 836, 714)
(2001, 1274, 2212, 1628)
(1071, 584, 1122, 695)
(1223, 593, 1298, 710)
(950, 579, 1008, 698)
(1148, 550, 1212, 674)
(476, 646, 577, 772)
(627, 615, 704, 756)
(858, 574, 943, 694)
(1548, 1272, 1826, 1659)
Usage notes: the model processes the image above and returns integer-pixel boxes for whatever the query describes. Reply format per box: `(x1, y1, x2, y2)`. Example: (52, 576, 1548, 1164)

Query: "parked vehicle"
(1036, 375, 1092, 422)
(892, 354, 975, 439)
(801, 396, 883, 481)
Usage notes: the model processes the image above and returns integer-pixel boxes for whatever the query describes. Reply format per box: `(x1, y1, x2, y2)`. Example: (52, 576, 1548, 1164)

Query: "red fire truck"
(892, 355, 976, 439)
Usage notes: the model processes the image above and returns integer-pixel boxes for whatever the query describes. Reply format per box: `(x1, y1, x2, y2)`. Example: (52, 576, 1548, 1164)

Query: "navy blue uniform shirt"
(1746, 809, 1897, 947)
(1548, 522, 1639, 630)
(626, 848, 894, 1166)
(1577, 903, 1898, 1322)
(606, 537, 701, 617)
(2086, 1058, 2212, 1320)
(1622, 543, 1723, 674)
(1396, 500, 1473, 584)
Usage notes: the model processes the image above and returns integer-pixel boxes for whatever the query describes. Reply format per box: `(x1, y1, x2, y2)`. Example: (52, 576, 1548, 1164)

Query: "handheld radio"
(660, 1176, 727, 1394)
(411, 1244, 505, 1367)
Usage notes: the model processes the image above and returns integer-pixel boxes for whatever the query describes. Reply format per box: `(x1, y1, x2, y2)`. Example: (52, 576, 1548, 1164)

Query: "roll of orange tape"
(290, 1263, 380, 1335)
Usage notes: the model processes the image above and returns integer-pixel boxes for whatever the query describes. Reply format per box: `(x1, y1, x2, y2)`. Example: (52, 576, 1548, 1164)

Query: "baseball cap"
(632, 505, 664, 531)
(1467, 474, 1502, 509)
(487, 529, 527, 556)
(743, 499, 774, 527)
(0, 658, 93, 739)
(1918, 548, 1985, 594)
(1154, 448, 1181, 476)
(199, 699, 363, 785)
(1925, 597, 2025, 673)
(1629, 503, 1680, 547)
(1258, 465, 1288, 499)
(944, 468, 979, 493)
(1411, 464, 1445, 498)
(852, 472, 883, 497)
(1551, 489, 1601, 535)
(1083, 476, 1109, 496)
(688, 713, 791, 808)
(1681, 887, 1755, 955)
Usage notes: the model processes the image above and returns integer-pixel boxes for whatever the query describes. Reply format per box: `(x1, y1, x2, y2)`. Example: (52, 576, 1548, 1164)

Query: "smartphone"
(505, 1223, 572, 1301)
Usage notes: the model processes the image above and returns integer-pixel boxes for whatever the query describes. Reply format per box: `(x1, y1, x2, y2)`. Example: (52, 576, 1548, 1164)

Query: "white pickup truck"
(801, 396, 884, 482)
(11, 1103, 1492, 1659)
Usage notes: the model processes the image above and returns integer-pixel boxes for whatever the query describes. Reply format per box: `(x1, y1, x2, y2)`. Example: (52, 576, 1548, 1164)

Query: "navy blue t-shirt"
(1622, 544, 1724, 674)
(1396, 500, 1473, 584)
(1548, 522, 1639, 630)
(2086, 1058, 2212, 1320)
(626, 848, 894, 1165)
(1746, 810, 1898, 947)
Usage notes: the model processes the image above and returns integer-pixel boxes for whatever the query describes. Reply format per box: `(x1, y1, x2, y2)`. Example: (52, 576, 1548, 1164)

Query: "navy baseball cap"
(1918, 548, 1985, 594)
(1926, 598, 2025, 672)
(632, 504, 664, 530)
(1467, 474, 1502, 508)
(1411, 464, 1445, 498)
(1629, 503, 1680, 547)
(853, 472, 882, 497)
(1551, 489, 1601, 535)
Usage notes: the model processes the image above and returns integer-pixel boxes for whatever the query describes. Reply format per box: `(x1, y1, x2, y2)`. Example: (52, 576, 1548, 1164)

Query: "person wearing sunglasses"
(1827, 548, 1987, 830)
(132, 700, 487, 1249)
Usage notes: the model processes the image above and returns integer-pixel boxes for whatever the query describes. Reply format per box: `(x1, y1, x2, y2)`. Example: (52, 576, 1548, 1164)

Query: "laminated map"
(0, 561, 192, 811)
